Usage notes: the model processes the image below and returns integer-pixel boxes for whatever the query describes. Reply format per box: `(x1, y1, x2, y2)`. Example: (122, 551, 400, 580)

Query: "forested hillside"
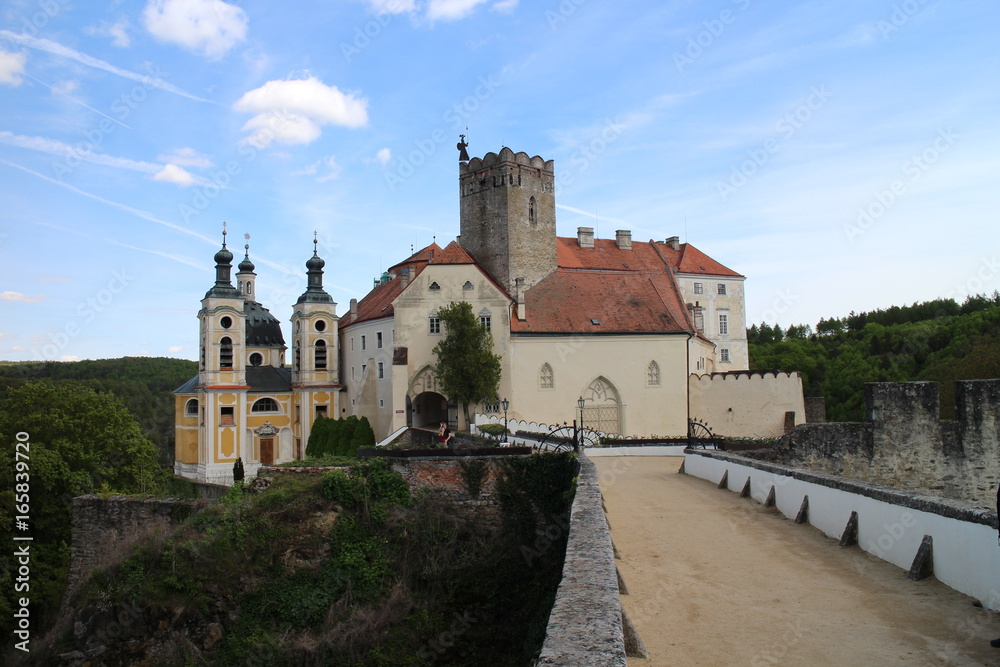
(748, 294, 1000, 421)
(0, 357, 197, 465)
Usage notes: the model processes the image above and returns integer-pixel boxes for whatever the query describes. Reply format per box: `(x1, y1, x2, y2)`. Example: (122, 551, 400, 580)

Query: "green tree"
(433, 301, 503, 427)
(0, 381, 169, 639)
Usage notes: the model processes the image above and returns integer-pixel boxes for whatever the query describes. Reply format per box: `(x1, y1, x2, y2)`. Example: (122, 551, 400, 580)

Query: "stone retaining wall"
(538, 451, 627, 665)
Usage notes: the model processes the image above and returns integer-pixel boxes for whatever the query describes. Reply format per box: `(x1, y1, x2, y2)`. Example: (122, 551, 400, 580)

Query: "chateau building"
(175, 146, 802, 482)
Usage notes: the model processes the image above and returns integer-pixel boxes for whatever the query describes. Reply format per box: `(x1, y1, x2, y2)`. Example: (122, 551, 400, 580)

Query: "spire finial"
(222, 221, 228, 246)
(313, 230, 319, 255)
(243, 232, 250, 255)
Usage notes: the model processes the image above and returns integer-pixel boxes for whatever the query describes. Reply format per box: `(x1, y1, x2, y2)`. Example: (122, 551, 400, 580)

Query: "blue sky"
(1, 0, 997, 362)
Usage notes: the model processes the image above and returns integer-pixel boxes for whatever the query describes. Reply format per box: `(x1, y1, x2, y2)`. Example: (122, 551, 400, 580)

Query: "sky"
(1, 0, 998, 362)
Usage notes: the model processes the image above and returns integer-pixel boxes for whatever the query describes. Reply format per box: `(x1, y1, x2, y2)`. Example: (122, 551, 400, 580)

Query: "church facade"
(176, 146, 803, 483)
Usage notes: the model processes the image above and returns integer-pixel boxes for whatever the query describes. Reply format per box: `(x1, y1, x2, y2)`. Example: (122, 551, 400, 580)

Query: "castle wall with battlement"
(689, 370, 806, 438)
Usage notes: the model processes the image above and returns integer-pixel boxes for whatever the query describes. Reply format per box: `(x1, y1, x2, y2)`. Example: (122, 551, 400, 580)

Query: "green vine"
(459, 459, 489, 499)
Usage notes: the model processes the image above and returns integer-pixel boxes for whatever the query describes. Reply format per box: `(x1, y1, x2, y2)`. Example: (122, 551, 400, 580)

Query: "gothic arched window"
(647, 361, 661, 386)
(539, 362, 554, 389)
(528, 196, 536, 225)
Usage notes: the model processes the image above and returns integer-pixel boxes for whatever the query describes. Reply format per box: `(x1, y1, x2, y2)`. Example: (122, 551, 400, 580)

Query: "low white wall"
(684, 451, 1000, 610)
(586, 446, 687, 457)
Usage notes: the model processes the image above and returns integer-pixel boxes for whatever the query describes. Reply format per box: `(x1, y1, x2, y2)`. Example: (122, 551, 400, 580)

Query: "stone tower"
(459, 147, 557, 294)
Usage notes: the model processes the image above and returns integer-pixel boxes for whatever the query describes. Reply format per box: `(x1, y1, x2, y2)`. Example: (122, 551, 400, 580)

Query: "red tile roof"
(429, 241, 476, 265)
(659, 242, 743, 277)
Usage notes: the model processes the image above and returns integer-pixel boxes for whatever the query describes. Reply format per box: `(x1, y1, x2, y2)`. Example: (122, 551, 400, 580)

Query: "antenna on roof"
(684, 215, 688, 244)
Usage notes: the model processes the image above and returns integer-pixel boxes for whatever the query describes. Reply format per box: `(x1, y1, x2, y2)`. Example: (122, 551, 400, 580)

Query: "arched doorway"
(581, 376, 623, 435)
(411, 391, 448, 429)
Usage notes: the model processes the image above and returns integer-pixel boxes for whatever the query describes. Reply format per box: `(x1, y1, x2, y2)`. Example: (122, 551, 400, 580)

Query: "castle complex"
(175, 146, 804, 482)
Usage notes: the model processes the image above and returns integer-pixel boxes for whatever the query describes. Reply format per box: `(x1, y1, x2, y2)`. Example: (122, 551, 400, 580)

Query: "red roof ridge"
(429, 241, 476, 265)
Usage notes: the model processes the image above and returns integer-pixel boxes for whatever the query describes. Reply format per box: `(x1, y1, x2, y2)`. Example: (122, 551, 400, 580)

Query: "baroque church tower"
(458, 147, 557, 295)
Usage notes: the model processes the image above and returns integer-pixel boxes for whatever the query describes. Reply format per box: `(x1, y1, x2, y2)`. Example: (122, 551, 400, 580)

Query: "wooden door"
(260, 438, 274, 465)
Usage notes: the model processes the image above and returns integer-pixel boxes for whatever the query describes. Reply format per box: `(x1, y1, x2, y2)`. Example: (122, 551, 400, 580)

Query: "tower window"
(220, 337, 233, 369)
(719, 313, 729, 336)
(720, 348, 731, 363)
(315, 339, 327, 369)
(220, 316, 232, 329)
(220, 406, 234, 426)
(249, 352, 263, 366)
(185, 398, 199, 416)
(295, 344, 301, 371)
(377, 361, 384, 379)
(252, 397, 279, 412)
(529, 196, 536, 225)
(718, 283, 727, 295)
(361, 335, 366, 350)
(315, 319, 326, 332)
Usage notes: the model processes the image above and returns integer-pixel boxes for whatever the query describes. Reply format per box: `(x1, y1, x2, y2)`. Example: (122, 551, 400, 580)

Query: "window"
(539, 363, 554, 389)
(429, 282, 440, 291)
(480, 315, 491, 331)
(294, 344, 300, 371)
(252, 397, 279, 412)
(377, 361, 384, 379)
(220, 406, 234, 425)
(379, 398, 384, 408)
(463, 281, 474, 290)
(249, 352, 263, 366)
(719, 313, 729, 336)
(720, 348, 731, 363)
(220, 336, 233, 369)
(529, 196, 536, 224)
(351, 366, 355, 380)
(717, 283, 727, 295)
(376, 332, 383, 348)
(429, 317, 441, 334)
(185, 399, 199, 416)
(315, 339, 327, 369)
(315, 319, 326, 332)
(361, 335, 366, 350)
(693, 282, 703, 295)
(483, 397, 500, 414)
(647, 361, 661, 386)
(350, 337, 354, 351)
(220, 316, 232, 329)
(316, 406, 327, 418)
(295, 405, 301, 423)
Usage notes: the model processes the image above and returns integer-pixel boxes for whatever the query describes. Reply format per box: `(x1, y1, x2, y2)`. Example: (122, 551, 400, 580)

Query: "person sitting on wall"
(437, 422, 454, 447)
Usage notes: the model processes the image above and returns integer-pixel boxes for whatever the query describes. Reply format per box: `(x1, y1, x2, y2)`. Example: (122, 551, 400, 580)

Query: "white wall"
(684, 453, 1000, 610)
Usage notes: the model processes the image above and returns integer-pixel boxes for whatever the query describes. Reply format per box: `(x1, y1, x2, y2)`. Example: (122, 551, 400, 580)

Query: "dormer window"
(463, 281, 474, 290)
(429, 282, 441, 291)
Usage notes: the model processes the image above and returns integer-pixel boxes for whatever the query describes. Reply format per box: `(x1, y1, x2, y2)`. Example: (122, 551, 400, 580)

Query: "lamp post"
(501, 397, 510, 446)
(577, 396, 585, 451)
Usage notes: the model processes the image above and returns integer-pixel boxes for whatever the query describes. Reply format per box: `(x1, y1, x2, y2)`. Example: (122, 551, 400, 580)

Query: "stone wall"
(772, 380, 1000, 506)
(538, 451, 626, 665)
(67, 495, 200, 602)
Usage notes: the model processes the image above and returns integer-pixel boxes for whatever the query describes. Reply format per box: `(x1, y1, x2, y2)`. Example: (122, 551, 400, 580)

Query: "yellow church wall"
(218, 428, 236, 461)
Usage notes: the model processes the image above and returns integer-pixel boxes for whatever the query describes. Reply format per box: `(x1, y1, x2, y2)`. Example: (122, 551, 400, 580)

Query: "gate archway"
(581, 376, 622, 435)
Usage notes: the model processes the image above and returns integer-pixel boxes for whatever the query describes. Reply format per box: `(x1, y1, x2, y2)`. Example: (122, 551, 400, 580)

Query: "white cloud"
(293, 155, 342, 182)
(51, 79, 79, 96)
(84, 18, 132, 47)
(59, 355, 79, 361)
(0, 131, 162, 172)
(491, 0, 518, 13)
(367, 0, 417, 13)
(0, 49, 26, 86)
(1, 291, 46, 304)
(167, 345, 183, 354)
(233, 76, 368, 147)
(153, 163, 198, 186)
(426, 0, 489, 21)
(143, 0, 248, 59)
(375, 147, 392, 166)
(0, 30, 211, 101)
(158, 147, 213, 168)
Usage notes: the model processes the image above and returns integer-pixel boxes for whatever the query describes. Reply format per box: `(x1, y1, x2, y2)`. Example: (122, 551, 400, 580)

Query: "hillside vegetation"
(749, 294, 1000, 421)
(28, 454, 578, 666)
(0, 357, 197, 466)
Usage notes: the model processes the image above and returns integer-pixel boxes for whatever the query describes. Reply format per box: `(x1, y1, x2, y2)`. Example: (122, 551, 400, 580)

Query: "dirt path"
(594, 456, 1000, 666)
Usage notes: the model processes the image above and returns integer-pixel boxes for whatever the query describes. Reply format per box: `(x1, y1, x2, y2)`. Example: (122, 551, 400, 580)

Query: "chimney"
(350, 298, 358, 318)
(400, 268, 410, 288)
(577, 227, 595, 249)
(515, 277, 526, 321)
(666, 235, 680, 251)
(615, 230, 632, 251)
